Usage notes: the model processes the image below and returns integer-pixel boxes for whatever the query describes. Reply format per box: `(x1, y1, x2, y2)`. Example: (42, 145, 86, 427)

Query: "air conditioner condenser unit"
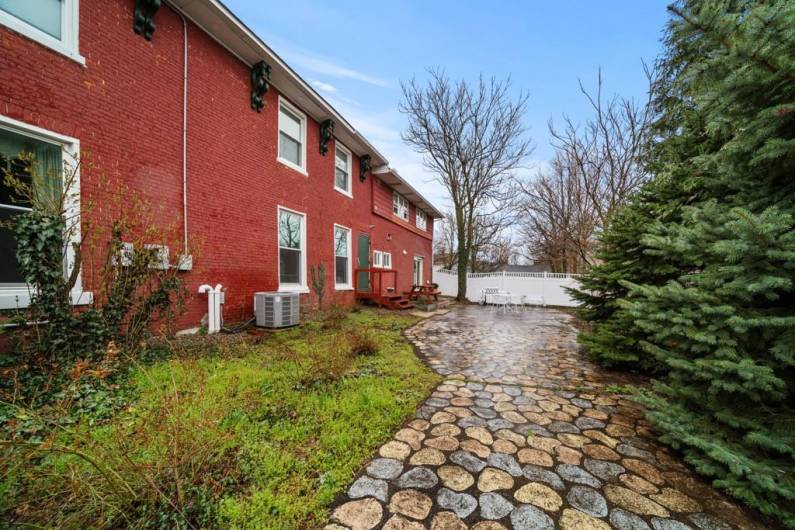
(254, 292, 299, 328)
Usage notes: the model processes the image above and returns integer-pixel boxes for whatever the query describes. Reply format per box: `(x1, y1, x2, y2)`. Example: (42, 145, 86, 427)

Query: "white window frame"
(393, 191, 409, 221)
(413, 255, 424, 285)
(333, 224, 352, 290)
(416, 209, 427, 231)
(0, 0, 84, 65)
(333, 142, 353, 198)
(277, 96, 308, 176)
(0, 114, 92, 310)
(372, 250, 383, 268)
(277, 205, 308, 293)
(381, 251, 392, 269)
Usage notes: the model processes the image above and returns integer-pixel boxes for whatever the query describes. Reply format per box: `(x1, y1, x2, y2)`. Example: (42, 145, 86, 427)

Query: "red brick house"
(0, 0, 441, 329)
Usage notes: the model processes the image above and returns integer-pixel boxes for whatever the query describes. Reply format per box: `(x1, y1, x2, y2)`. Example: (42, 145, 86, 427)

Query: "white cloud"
(282, 48, 389, 87)
(312, 80, 337, 93)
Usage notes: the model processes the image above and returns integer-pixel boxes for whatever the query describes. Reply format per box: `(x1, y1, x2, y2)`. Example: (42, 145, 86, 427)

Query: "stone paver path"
(326, 306, 769, 530)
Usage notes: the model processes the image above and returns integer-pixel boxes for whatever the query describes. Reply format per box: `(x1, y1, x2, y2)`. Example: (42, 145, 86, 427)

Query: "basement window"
(0, 0, 83, 64)
(278, 97, 307, 174)
(393, 191, 408, 221)
(278, 206, 307, 291)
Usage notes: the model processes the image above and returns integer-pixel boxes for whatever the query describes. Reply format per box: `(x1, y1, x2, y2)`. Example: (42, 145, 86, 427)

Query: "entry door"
(413, 256, 424, 286)
(357, 234, 370, 291)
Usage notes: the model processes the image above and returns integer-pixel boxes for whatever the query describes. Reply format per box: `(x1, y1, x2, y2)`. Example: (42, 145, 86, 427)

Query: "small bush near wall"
(1, 155, 186, 438)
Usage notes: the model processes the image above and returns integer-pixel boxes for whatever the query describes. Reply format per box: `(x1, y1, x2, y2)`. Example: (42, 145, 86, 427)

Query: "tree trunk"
(455, 208, 468, 302)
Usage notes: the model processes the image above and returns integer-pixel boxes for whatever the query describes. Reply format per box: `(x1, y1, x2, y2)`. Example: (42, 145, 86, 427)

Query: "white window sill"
(335, 285, 353, 291)
(278, 286, 309, 294)
(0, 12, 85, 66)
(0, 288, 93, 310)
(334, 186, 353, 199)
(277, 157, 308, 177)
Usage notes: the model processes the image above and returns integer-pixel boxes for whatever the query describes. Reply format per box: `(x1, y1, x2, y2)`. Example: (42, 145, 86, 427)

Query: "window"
(278, 207, 306, 290)
(416, 209, 427, 230)
(0, 114, 89, 309)
(0, 0, 83, 64)
(334, 225, 351, 289)
(393, 191, 408, 221)
(334, 144, 352, 196)
(278, 98, 307, 173)
(373, 250, 391, 269)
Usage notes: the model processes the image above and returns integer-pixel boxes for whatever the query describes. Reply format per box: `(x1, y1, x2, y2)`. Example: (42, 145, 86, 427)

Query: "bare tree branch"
(401, 69, 531, 299)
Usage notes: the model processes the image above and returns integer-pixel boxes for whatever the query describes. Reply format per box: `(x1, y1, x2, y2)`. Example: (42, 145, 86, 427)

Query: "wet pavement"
(325, 306, 768, 530)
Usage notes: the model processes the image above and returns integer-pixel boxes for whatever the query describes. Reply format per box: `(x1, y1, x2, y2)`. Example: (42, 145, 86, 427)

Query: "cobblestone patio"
(325, 306, 769, 530)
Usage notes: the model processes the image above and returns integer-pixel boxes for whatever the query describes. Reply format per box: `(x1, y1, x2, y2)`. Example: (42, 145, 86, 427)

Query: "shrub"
(319, 305, 350, 330)
(1, 155, 186, 412)
(348, 329, 380, 357)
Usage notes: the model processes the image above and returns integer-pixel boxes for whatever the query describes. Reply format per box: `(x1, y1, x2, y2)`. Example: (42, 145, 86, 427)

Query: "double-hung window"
(278, 98, 307, 174)
(0, 0, 83, 64)
(416, 209, 427, 230)
(333, 224, 351, 289)
(278, 207, 306, 291)
(334, 144, 352, 196)
(0, 115, 88, 309)
(393, 191, 408, 221)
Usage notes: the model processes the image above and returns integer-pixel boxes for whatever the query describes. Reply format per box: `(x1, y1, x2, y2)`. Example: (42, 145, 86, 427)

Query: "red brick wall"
(0, 0, 434, 328)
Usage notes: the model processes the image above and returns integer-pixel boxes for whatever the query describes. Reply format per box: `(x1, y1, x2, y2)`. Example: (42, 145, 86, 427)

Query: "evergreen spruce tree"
(616, 1, 795, 525)
(570, 176, 686, 371)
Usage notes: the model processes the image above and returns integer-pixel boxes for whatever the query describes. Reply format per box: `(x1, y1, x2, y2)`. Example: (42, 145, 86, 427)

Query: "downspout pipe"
(165, 1, 189, 255)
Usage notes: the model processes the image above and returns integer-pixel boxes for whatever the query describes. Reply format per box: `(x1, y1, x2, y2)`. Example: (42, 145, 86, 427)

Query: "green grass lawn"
(1, 308, 439, 529)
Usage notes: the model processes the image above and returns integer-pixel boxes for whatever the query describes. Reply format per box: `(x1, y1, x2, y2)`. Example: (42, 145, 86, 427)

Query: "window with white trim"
(373, 250, 391, 269)
(0, 0, 83, 64)
(278, 207, 306, 290)
(416, 209, 427, 230)
(393, 191, 408, 221)
(0, 115, 89, 309)
(278, 98, 307, 173)
(334, 225, 351, 289)
(382, 252, 392, 269)
(334, 144, 352, 196)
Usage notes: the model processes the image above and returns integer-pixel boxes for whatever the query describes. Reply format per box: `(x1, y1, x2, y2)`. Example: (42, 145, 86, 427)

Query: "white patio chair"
(482, 288, 500, 307)
(493, 291, 512, 314)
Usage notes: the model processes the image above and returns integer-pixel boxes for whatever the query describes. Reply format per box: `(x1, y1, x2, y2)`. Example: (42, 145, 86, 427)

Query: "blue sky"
(224, 0, 671, 210)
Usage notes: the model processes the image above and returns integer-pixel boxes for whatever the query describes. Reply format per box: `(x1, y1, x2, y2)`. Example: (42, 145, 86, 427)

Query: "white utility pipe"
(198, 284, 223, 334)
(165, 1, 189, 255)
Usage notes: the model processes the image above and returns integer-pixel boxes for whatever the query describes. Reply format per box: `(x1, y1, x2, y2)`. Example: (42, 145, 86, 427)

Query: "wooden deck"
(354, 268, 415, 310)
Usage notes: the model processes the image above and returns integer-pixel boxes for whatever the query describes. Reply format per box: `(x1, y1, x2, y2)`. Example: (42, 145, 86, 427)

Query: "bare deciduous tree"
(434, 209, 518, 272)
(518, 154, 598, 272)
(519, 69, 657, 272)
(401, 69, 531, 300)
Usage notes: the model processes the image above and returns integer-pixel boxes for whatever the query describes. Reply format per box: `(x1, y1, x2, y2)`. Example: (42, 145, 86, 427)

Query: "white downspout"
(165, 1, 190, 258)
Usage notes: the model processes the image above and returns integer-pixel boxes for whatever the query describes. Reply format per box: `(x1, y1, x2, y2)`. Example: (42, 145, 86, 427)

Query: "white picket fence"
(433, 267, 581, 307)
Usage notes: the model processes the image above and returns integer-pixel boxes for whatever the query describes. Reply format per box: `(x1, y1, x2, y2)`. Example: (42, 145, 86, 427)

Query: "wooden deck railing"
(354, 268, 398, 297)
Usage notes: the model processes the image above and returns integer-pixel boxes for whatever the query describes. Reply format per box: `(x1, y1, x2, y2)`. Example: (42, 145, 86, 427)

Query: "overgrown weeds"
(2, 308, 438, 529)
(348, 329, 380, 356)
(2, 359, 240, 529)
